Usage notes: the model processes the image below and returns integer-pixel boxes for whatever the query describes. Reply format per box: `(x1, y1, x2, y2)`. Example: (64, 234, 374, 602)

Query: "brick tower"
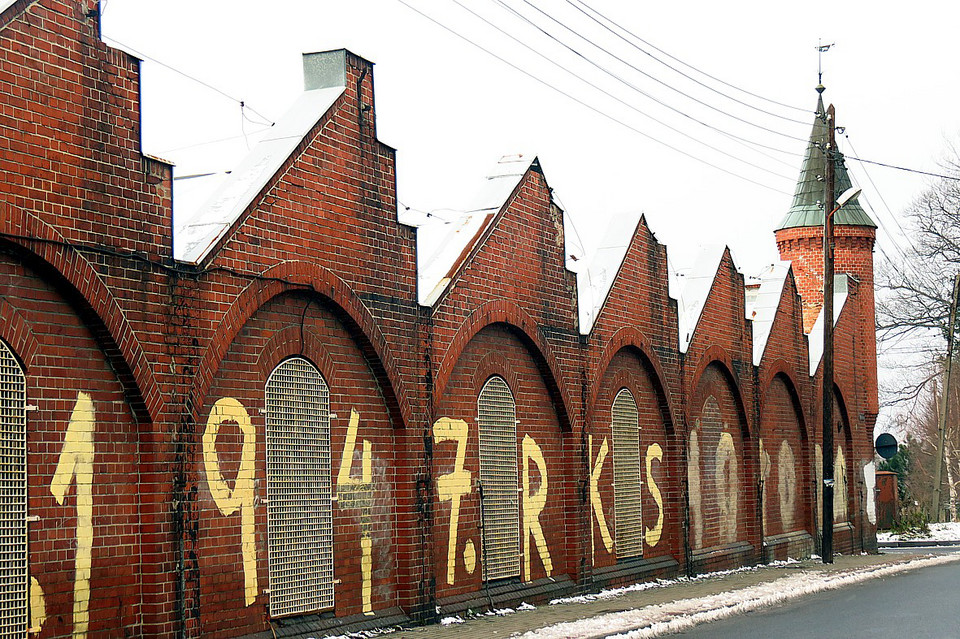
(774, 90, 878, 413)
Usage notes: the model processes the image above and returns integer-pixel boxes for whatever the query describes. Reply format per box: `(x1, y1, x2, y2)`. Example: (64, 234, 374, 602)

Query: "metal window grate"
(0, 340, 27, 637)
(477, 376, 520, 581)
(265, 357, 333, 617)
(611, 389, 643, 559)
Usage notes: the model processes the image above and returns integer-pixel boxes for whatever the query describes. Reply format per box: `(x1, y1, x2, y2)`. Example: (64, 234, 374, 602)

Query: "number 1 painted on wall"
(50, 391, 95, 639)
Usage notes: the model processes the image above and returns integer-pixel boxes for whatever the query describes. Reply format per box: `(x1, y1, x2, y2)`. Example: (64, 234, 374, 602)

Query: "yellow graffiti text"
(522, 435, 552, 581)
(715, 431, 739, 544)
(202, 397, 258, 605)
(834, 447, 848, 523)
(28, 576, 45, 634)
(337, 409, 375, 614)
(777, 441, 797, 529)
(688, 429, 702, 548)
(589, 435, 613, 556)
(644, 443, 664, 547)
(51, 391, 95, 638)
(433, 418, 471, 586)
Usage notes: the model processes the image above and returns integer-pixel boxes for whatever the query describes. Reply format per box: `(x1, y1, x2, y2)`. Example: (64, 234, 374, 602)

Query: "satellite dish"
(875, 433, 898, 460)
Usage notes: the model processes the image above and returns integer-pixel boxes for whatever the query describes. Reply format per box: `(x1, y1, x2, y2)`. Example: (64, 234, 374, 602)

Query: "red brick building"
(0, 2, 878, 637)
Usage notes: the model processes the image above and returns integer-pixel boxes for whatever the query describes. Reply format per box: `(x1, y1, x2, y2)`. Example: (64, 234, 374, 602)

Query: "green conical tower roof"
(776, 93, 876, 230)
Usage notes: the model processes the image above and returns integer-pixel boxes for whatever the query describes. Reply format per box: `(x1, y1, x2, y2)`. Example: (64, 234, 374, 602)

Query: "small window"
(611, 389, 642, 559)
(265, 357, 333, 617)
(477, 376, 520, 581)
(0, 339, 27, 634)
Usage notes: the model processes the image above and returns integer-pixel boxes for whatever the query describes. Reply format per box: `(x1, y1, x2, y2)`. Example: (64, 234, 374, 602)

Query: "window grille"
(265, 357, 333, 617)
(477, 376, 520, 581)
(611, 389, 643, 559)
(0, 339, 27, 637)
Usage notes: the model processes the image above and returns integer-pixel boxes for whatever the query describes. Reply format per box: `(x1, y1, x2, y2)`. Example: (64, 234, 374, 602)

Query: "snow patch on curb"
(520, 554, 960, 639)
(549, 559, 799, 605)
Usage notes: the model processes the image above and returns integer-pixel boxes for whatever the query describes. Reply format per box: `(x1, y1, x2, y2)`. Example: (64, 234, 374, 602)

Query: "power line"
(506, 0, 809, 143)
(102, 35, 275, 126)
(842, 135, 916, 256)
(396, 0, 792, 194)
(154, 124, 275, 155)
(490, 0, 802, 169)
(453, 0, 794, 180)
(845, 155, 960, 181)
(570, 0, 810, 115)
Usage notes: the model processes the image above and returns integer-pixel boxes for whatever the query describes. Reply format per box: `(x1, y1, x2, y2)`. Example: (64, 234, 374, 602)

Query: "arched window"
(477, 376, 519, 581)
(0, 338, 27, 633)
(611, 389, 642, 559)
(265, 357, 333, 617)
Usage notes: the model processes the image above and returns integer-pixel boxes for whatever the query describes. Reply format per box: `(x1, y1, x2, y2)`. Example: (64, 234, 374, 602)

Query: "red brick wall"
(0, 1, 882, 635)
(194, 292, 399, 637)
(432, 325, 572, 600)
(775, 225, 878, 415)
(759, 375, 810, 538)
(688, 364, 755, 555)
(0, 253, 142, 637)
(591, 348, 680, 568)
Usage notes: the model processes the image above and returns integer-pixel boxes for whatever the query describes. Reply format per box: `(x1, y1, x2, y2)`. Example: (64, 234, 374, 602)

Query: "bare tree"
(877, 144, 960, 516)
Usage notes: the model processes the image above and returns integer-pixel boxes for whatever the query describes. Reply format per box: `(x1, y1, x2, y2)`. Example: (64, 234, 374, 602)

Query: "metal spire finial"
(817, 39, 834, 86)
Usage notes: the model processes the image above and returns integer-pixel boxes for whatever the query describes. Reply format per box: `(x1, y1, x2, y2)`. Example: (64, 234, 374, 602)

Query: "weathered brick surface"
(755, 274, 814, 559)
(0, 2, 879, 637)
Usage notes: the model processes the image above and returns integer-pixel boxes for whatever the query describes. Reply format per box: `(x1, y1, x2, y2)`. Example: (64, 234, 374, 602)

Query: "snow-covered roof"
(674, 244, 726, 353)
(748, 262, 791, 366)
(173, 84, 345, 264)
(807, 274, 849, 376)
(576, 210, 644, 335)
(416, 153, 534, 307)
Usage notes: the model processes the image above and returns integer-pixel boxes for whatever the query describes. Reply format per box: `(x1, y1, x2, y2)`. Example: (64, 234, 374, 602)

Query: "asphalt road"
(673, 554, 960, 638)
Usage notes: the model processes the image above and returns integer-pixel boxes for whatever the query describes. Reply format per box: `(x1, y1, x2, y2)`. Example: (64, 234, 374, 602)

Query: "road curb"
(878, 539, 960, 548)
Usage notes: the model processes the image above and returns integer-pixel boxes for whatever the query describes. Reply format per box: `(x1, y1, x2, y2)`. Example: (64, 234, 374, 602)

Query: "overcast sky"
(101, 0, 960, 276)
(98, 1, 960, 434)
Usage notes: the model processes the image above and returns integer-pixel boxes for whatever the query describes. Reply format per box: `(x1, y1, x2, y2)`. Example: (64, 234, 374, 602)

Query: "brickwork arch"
(434, 300, 575, 431)
(190, 260, 411, 429)
(0, 217, 159, 423)
(758, 362, 808, 440)
(256, 325, 340, 386)
(687, 346, 751, 438)
(0, 297, 40, 371)
(589, 326, 677, 432)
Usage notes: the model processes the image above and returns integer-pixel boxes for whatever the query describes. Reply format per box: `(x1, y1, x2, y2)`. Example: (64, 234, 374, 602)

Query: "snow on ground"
(877, 521, 960, 542)
(519, 554, 960, 639)
(550, 559, 799, 605)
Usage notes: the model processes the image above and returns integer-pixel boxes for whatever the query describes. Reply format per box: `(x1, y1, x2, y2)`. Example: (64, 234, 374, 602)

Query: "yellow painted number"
(50, 391, 95, 638)
(202, 397, 258, 605)
(336, 409, 375, 614)
(433, 418, 471, 586)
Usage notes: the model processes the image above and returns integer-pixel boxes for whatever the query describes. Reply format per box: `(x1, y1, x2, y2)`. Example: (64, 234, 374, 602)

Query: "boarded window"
(0, 339, 27, 636)
(612, 389, 643, 559)
(265, 357, 333, 617)
(477, 376, 520, 581)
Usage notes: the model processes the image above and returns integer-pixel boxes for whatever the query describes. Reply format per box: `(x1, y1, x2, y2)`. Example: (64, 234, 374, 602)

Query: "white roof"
(173, 85, 345, 264)
(807, 274, 850, 376)
(748, 262, 791, 366)
(576, 210, 644, 335)
(416, 154, 533, 306)
(675, 244, 727, 353)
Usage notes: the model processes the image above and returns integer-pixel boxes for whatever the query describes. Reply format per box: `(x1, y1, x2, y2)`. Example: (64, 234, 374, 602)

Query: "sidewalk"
(375, 552, 959, 639)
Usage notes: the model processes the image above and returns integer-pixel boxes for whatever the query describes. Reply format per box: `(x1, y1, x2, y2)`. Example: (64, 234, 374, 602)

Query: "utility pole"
(821, 97, 836, 564)
(932, 273, 960, 521)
